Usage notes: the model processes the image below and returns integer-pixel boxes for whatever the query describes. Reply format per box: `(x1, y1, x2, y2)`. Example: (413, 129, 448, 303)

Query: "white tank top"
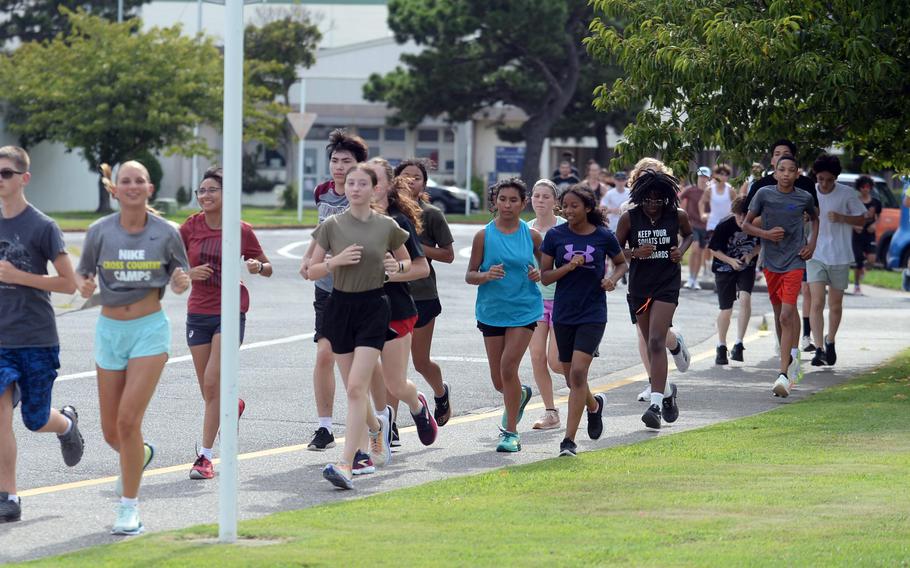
(707, 183, 733, 230)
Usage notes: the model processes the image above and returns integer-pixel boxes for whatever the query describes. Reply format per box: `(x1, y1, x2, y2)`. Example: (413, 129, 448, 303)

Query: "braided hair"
(560, 184, 607, 227)
(628, 169, 680, 213)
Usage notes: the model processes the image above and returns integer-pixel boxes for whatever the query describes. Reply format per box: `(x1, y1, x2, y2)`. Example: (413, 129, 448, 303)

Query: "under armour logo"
(563, 244, 595, 268)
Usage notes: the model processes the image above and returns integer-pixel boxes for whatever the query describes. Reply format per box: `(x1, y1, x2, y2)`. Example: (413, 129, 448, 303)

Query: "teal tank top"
(475, 219, 543, 327)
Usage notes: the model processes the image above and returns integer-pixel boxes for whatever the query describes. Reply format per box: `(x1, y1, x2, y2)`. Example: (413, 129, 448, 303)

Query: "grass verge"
(862, 268, 904, 291)
(24, 350, 910, 566)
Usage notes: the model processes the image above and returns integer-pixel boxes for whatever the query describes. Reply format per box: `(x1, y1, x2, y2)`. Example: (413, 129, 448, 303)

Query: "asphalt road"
(1, 224, 908, 562)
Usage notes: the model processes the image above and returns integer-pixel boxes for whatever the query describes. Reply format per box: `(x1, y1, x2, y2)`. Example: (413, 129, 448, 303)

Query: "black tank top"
(628, 206, 681, 296)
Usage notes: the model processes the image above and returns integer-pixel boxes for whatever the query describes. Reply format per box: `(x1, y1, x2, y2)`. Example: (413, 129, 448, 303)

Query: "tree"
(364, 0, 591, 186)
(0, 10, 285, 211)
(587, 0, 910, 174)
(0, 0, 149, 49)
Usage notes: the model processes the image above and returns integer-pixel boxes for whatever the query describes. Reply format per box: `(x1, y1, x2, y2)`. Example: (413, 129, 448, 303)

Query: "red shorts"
(764, 269, 804, 305)
(389, 315, 418, 339)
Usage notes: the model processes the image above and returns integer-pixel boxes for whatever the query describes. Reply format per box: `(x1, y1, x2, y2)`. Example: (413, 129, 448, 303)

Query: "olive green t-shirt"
(313, 210, 410, 292)
(410, 202, 455, 301)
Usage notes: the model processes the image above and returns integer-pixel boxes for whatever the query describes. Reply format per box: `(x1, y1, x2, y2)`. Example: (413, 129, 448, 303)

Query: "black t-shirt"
(384, 210, 425, 320)
(551, 174, 581, 191)
(745, 173, 817, 210)
(627, 206, 681, 296)
(860, 197, 882, 231)
(708, 216, 759, 273)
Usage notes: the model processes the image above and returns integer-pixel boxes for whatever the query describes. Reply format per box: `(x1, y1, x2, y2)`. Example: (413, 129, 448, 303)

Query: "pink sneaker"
(532, 409, 560, 430)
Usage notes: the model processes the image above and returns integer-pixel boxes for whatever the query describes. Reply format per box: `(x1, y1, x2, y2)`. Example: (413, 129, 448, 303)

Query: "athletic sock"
(662, 383, 673, 396)
(200, 447, 213, 461)
(410, 402, 426, 417)
(790, 348, 799, 360)
(61, 415, 73, 436)
(803, 317, 811, 337)
(735, 339, 744, 346)
(649, 392, 664, 406)
(317, 417, 333, 432)
(717, 342, 726, 348)
(6, 493, 18, 503)
(120, 497, 138, 507)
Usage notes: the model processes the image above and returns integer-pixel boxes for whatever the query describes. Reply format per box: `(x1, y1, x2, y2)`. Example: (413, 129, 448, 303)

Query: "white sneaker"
(772, 374, 791, 398)
(800, 335, 814, 352)
(692, 280, 702, 290)
(637, 385, 651, 402)
(683, 279, 694, 290)
(671, 332, 690, 372)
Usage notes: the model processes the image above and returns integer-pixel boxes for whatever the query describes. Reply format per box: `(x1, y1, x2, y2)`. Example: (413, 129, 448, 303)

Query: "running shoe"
(586, 393, 606, 440)
(772, 373, 791, 397)
(811, 347, 827, 367)
(307, 427, 335, 451)
(369, 411, 392, 467)
(801, 335, 815, 352)
(238, 398, 246, 421)
(825, 339, 837, 366)
(788, 350, 804, 384)
(116, 442, 154, 497)
(412, 393, 439, 446)
(390, 421, 401, 448)
(0, 493, 21, 523)
(715, 345, 728, 365)
(352, 450, 376, 475)
(641, 404, 662, 429)
(730, 342, 745, 362)
(671, 333, 690, 372)
(433, 382, 452, 427)
(500, 384, 533, 430)
(558, 438, 577, 457)
(57, 405, 85, 467)
(662, 383, 679, 423)
(496, 430, 521, 453)
(189, 454, 214, 480)
(637, 384, 651, 402)
(532, 409, 560, 430)
(692, 280, 702, 291)
(683, 279, 694, 290)
(323, 463, 354, 490)
(111, 503, 143, 536)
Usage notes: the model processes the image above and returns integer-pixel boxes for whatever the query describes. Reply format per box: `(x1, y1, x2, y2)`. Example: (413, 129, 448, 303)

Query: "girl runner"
(540, 185, 627, 456)
(180, 166, 272, 480)
(527, 179, 566, 430)
(466, 178, 542, 453)
(76, 161, 190, 534)
(308, 164, 437, 489)
(615, 169, 693, 429)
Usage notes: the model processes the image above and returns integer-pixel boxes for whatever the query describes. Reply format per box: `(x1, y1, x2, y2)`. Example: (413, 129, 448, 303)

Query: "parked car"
(836, 173, 902, 265)
(425, 178, 480, 214)
(886, 178, 910, 271)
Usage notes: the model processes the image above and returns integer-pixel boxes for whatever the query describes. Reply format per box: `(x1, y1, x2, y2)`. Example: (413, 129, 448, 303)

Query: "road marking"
(458, 246, 472, 259)
(276, 240, 310, 259)
(21, 330, 767, 498)
(436, 355, 489, 363)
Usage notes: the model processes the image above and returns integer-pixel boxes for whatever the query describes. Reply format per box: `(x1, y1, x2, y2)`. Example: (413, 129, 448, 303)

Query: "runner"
(615, 168, 693, 429)
(680, 167, 709, 290)
(551, 160, 581, 191)
(300, 129, 367, 452)
(527, 179, 566, 430)
(466, 178, 542, 452)
(699, 164, 736, 237)
(180, 166, 272, 480)
(76, 160, 190, 534)
(600, 171, 628, 230)
(741, 155, 818, 397)
(807, 155, 866, 366)
(394, 159, 454, 443)
(580, 161, 610, 202)
(851, 175, 881, 296)
(707, 197, 760, 364)
(540, 185, 626, 456)
(0, 146, 84, 524)
(308, 164, 436, 490)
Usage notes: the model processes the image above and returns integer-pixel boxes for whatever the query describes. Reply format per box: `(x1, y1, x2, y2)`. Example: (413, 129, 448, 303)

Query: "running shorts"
(388, 315, 418, 340)
(186, 313, 247, 347)
(692, 227, 708, 248)
(553, 322, 606, 363)
(806, 259, 850, 291)
(764, 269, 803, 306)
(324, 289, 390, 354)
(538, 299, 554, 326)
(95, 310, 171, 371)
(313, 286, 331, 342)
(715, 268, 756, 310)
(0, 346, 60, 431)
(414, 298, 442, 329)
(476, 321, 537, 337)
(627, 290, 679, 324)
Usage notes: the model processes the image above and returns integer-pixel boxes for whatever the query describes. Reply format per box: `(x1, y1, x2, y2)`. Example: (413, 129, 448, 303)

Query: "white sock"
(650, 392, 664, 406)
(717, 342, 726, 348)
(410, 402, 426, 417)
(120, 497, 138, 507)
(318, 417, 333, 432)
(790, 348, 799, 360)
(6, 493, 18, 503)
(200, 447, 213, 461)
(735, 339, 743, 345)
(663, 382, 673, 396)
(61, 415, 73, 436)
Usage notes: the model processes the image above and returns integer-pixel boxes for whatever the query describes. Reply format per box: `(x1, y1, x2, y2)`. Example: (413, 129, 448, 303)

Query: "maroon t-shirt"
(180, 213, 264, 314)
(679, 184, 706, 230)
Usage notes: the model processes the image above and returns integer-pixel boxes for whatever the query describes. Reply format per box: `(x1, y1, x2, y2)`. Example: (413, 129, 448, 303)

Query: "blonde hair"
(628, 158, 674, 185)
(101, 160, 159, 215)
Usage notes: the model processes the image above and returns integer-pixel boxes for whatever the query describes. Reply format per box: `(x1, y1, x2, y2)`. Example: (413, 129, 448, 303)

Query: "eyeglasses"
(195, 187, 222, 196)
(0, 169, 25, 179)
(643, 198, 667, 206)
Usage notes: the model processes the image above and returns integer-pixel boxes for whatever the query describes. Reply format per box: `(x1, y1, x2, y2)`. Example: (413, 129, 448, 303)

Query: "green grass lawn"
(862, 268, 904, 291)
(25, 350, 910, 566)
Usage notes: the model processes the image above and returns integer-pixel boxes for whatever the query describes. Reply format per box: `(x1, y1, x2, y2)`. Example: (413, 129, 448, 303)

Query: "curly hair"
(488, 177, 528, 213)
(560, 184, 607, 227)
(628, 169, 680, 211)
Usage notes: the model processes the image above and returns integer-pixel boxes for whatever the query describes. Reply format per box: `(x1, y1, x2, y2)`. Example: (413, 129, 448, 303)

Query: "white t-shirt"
(600, 187, 629, 229)
(813, 182, 867, 265)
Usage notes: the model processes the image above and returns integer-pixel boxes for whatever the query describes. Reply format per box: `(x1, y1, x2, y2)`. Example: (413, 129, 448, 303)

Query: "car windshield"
(873, 182, 900, 208)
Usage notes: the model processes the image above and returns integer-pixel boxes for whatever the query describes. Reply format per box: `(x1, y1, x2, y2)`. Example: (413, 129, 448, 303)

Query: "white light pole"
(117, 0, 123, 22)
(190, 0, 203, 203)
(297, 78, 306, 223)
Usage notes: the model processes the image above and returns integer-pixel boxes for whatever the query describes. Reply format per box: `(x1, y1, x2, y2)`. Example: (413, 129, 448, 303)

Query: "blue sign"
(495, 146, 525, 173)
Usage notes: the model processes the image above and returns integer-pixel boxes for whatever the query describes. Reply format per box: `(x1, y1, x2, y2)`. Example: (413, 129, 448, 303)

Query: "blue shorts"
(0, 346, 60, 431)
(95, 311, 171, 371)
(186, 313, 246, 347)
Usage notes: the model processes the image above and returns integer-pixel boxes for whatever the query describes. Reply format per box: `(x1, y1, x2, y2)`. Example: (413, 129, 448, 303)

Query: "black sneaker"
(57, 405, 84, 467)
(661, 383, 679, 423)
(307, 427, 335, 451)
(558, 438, 577, 457)
(433, 382, 452, 427)
(586, 393, 606, 440)
(811, 347, 827, 367)
(390, 421, 401, 448)
(411, 393, 439, 446)
(825, 339, 837, 366)
(715, 345, 729, 365)
(730, 342, 745, 362)
(0, 493, 21, 523)
(642, 404, 662, 429)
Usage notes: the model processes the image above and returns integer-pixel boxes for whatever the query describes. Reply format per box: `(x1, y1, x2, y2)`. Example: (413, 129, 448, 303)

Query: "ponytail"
(101, 161, 160, 216)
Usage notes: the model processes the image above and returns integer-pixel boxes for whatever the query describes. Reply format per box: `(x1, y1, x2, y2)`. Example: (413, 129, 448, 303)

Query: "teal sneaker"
(500, 385, 533, 430)
(110, 503, 143, 535)
(496, 430, 521, 453)
(115, 442, 155, 497)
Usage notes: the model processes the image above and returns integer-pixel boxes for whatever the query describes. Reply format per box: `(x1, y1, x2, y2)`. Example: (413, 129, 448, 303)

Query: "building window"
(415, 147, 439, 166)
(368, 146, 381, 158)
(358, 127, 380, 141)
(384, 128, 406, 141)
(443, 128, 455, 143)
(418, 128, 439, 143)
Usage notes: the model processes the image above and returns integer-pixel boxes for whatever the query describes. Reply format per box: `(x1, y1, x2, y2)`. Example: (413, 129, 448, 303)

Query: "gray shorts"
(806, 259, 849, 290)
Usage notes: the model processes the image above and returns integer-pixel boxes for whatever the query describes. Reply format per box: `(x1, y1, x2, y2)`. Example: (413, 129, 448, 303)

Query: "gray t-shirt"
(77, 213, 189, 307)
(0, 205, 67, 348)
(314, 181, 349, 292)
(748, 185, 816, 272)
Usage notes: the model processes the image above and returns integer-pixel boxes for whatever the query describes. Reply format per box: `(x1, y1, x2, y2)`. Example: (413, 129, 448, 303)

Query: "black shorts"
(553, 322, 606, 363)
(186, 313, 246, 347)
(627, 290, 679, 324)
(414, 298, 442, 329)
(692, 227, 708, 248)
(313, 286, 331, 342)
(476, 321, 537, 337)
(715, 269, 756, 310)
(324, 289, 390, 354)
(853, 234, 875, 268)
